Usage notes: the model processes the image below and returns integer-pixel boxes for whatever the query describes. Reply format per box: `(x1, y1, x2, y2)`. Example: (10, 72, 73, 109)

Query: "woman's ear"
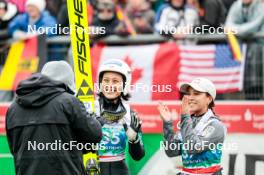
(207, 96, 213, 106)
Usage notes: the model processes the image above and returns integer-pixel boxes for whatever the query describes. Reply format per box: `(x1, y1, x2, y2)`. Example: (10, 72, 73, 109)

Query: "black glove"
(130, 110, 142, 132)
(123, 110, 142, 142)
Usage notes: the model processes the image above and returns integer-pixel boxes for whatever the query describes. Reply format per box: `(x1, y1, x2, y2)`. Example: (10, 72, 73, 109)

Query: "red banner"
(0, 103, 9, 135)
(131, 101, 264, 134)
(1, 102, 264, 135)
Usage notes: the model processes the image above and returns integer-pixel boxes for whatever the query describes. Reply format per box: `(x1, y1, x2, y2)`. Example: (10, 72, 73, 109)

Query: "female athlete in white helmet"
(158, 77, 226, 175)
(95, 59, 145, 175)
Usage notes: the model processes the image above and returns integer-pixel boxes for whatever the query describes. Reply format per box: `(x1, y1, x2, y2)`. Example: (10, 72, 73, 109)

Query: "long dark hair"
(206, 93, 217, 115)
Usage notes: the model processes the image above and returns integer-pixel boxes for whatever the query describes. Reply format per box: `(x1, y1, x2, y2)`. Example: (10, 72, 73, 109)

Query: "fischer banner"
(66, 0, 95, 112)
(66, 0, 97, 171)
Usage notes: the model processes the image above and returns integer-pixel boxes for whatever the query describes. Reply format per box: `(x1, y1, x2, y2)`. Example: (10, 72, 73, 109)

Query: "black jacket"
(92, 15, 119, 38)
(200, 0, 227, 28)
(6, 74, 102, 175)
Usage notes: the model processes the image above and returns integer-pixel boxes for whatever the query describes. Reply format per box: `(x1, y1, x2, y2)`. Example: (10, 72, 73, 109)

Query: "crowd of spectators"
(0, 0, 262, 40)
(0, 0, 263, 100)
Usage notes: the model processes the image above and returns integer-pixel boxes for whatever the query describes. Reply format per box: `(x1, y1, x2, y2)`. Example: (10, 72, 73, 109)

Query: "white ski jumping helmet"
(98, 59, 132, 95)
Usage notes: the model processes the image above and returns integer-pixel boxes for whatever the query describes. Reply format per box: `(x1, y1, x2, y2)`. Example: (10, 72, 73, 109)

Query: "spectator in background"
(199, 0, 227, 29)
(56, 3, 68, 34)
(225, 0, 264, 100)
(0, 0, 17, 39)
(87, 0, 95, 25)
(222, 0, 236, 12)
(151, 0, 165, 12)
(126, 0, 155, 34)
(155, 0, 199, 39)
(225, 0, 264, 38)
(7, 0, 26, 13)
(46, 0, 64, 18)
(57, 0, 95, 35)
(91, 0, 120, 39)
(112, 0, 127, 8)
(8, 0, 57, 40)
(8, 0, 68, 17)
(186, 0, 200, 13)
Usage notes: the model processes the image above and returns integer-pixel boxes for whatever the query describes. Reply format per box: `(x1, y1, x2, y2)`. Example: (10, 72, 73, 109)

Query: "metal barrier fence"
(0, 33, 264, 101)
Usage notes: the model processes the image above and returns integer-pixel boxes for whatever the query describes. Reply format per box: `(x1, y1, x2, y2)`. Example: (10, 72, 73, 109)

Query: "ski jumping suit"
(163, 109, 226, 175)
(95, 97, 145, 175)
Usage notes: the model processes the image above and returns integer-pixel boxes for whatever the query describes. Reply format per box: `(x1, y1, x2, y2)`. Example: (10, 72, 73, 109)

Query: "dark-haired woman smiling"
(158, 78, 226, 175)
